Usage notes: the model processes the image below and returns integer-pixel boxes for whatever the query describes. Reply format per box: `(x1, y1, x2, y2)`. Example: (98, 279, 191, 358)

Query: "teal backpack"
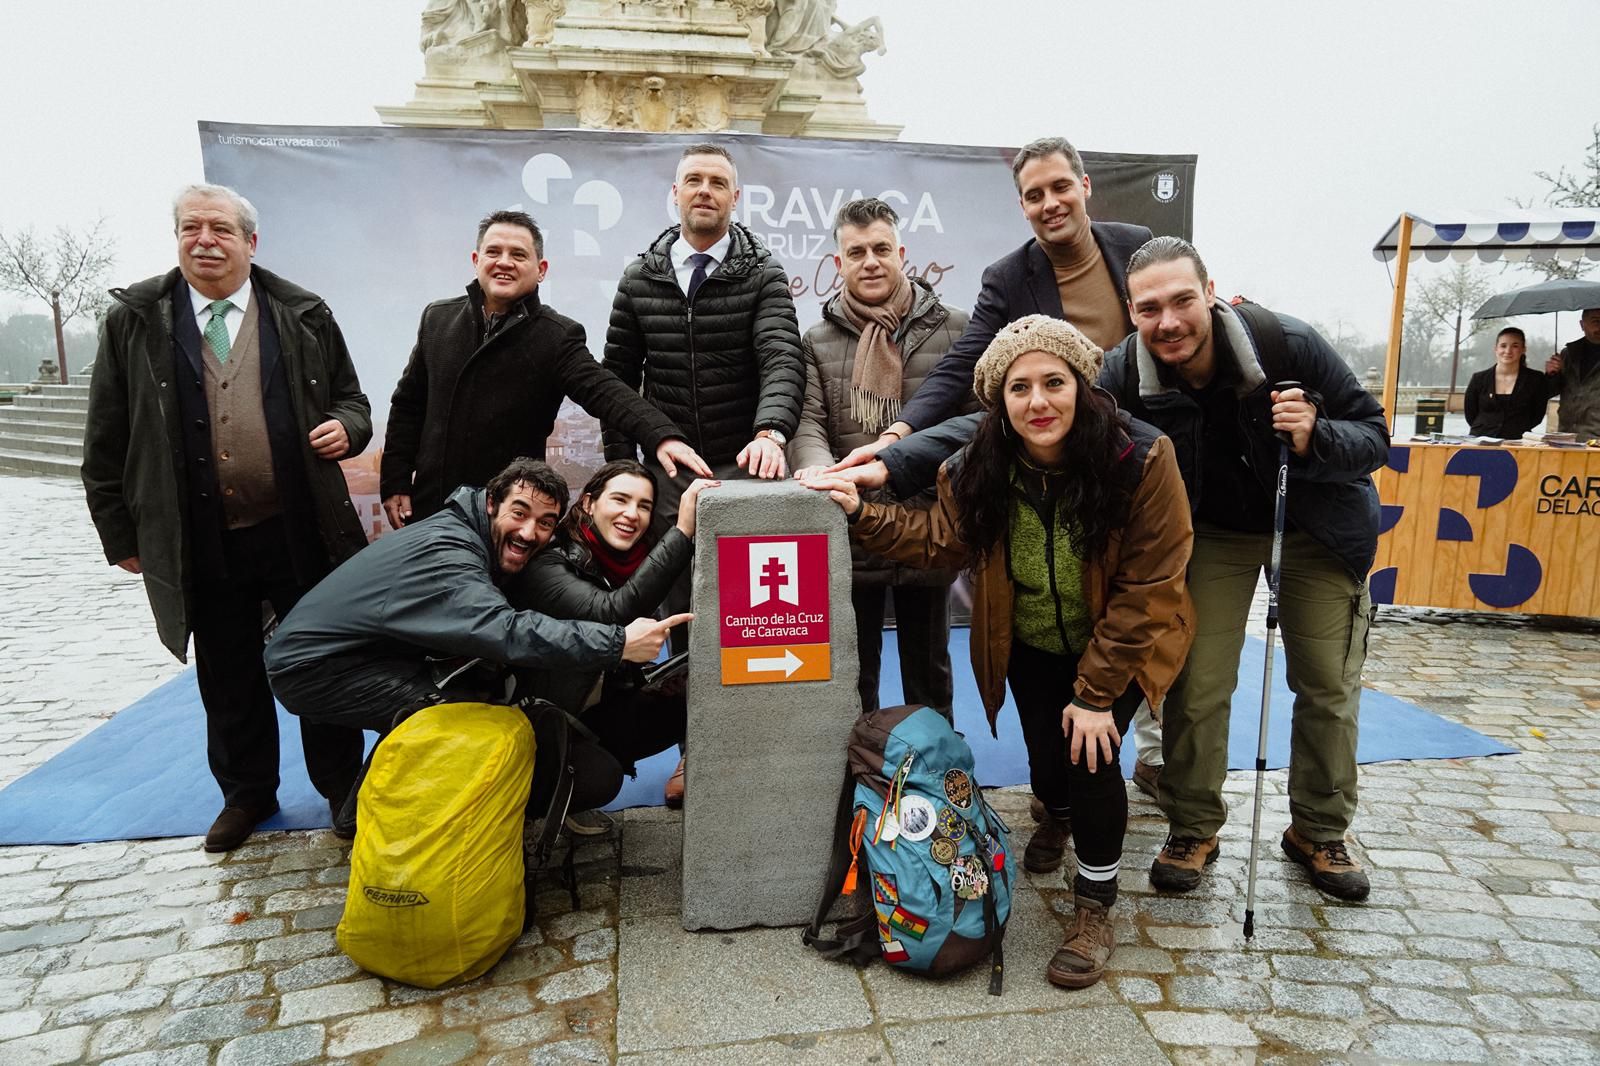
(804, 704, 1015, 994)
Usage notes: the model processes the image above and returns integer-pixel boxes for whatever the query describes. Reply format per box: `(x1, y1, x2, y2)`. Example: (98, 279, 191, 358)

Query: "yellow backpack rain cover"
(337, 702, 535, 988)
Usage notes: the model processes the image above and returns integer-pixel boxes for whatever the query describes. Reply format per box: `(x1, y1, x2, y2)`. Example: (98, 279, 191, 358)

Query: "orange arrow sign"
(720, 643, 831, 685)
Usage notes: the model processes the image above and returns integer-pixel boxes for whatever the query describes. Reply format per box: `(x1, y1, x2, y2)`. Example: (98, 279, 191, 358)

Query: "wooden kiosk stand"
(1370, 210, 1600, 617)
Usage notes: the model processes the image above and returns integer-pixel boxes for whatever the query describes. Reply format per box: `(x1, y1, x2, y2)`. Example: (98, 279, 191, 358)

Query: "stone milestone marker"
(681, 480, 859, 931)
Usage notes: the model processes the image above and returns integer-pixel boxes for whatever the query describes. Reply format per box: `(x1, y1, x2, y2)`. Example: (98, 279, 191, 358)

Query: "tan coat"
(851, 420, 1194, 734)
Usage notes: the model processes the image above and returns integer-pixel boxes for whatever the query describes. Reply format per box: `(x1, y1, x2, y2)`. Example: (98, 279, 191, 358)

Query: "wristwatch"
(759, 429, 788, 447)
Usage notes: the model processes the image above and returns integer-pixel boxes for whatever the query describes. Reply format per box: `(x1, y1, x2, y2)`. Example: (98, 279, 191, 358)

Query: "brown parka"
(850, 413, 1194, 735)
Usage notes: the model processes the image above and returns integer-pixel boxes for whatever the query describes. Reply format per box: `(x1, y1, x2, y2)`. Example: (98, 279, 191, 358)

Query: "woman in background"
(1465, 326, 1549, 438)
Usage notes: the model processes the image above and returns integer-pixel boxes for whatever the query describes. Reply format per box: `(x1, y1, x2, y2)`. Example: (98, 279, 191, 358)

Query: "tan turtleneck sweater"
(1042, 224, 1131, 352)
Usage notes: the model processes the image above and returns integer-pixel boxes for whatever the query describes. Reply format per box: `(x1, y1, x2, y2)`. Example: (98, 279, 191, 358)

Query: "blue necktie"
(686, 252, 713, 303)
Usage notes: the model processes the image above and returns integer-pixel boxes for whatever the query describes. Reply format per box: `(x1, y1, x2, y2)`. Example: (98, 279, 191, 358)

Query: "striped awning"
(1372, 209, 1600, 263)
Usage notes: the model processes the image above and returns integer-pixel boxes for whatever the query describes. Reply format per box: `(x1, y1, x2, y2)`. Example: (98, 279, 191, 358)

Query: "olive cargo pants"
(1158, 525, 1373, 843)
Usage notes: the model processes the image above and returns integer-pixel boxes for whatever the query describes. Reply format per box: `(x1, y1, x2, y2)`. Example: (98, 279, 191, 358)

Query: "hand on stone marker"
(799, 474, 861, 517)
(623, 612, 694, 663)
(825, 426, 905, 474)
(737, 436, 787, 479)
(115, 556, 142, 574)
(675, 479, 721, 537)
(830, 460, 887, 492)
(656, 438, 713, 480)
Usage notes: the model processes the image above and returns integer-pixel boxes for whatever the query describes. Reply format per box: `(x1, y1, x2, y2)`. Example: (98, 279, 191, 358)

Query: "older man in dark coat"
(83, 183, 372, 852)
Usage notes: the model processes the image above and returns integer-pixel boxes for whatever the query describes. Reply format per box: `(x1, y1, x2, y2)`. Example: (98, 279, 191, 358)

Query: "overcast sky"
(2, 0, 1595, 344)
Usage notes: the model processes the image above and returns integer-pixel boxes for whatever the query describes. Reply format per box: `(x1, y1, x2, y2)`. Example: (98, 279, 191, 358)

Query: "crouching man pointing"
(265, 458, 686, 834)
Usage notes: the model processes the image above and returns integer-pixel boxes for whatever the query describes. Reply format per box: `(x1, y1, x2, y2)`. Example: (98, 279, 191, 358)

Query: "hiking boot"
(1023, 814, 1070, 873)
(1029, 795, 1045, 823)
(1132, 760, 1160, 800)
(1047, 894, 1115, 989)
(1281, 826, 1370, 902)
(1149, 834, 1219, 892)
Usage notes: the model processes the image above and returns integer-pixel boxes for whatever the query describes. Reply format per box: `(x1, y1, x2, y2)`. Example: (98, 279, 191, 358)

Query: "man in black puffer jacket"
(380, 210, 709, 528)
(603, 143, 805, 647)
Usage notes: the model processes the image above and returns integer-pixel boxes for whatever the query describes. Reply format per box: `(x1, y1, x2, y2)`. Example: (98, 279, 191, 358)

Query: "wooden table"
(1371, 442, 1600, 616)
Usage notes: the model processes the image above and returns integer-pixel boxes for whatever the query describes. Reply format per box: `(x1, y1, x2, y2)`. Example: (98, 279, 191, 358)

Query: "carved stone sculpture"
(577, 71, 609, 126)
(696, 75, 729, 131)
(637, 75, 672, 131)
(812, 14, 884, 79)
(731, 0, 777, 53)
(524, 0, 568, 45)
(420, 0, 518, 52)
(765, 0, 837, 55)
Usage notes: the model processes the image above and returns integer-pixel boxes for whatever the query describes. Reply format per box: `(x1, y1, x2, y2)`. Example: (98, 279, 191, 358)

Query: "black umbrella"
(1473, 278, 1600, 319)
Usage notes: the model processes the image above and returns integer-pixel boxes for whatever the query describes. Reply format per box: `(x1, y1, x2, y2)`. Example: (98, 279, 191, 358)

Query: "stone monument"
(378, 0, 900, 139)
(681, 481, 861, 930)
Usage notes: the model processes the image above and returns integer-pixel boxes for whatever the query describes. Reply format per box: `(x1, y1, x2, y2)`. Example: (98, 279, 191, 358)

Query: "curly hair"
(485, 457, 569, 513)
(950, 367, 1136, 567)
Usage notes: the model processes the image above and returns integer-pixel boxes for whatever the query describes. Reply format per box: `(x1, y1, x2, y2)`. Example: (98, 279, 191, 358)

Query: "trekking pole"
(1243, 380, 1300, 940)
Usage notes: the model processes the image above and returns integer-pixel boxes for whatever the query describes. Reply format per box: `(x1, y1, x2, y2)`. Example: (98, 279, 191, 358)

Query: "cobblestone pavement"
(2, 473, 1599, 1065)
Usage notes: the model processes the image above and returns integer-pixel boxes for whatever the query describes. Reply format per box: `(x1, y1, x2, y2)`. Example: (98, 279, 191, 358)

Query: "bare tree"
(0, 218, 116, 383)
(1520, 123, 1600, 282)
(1415, 263, 1498, 402)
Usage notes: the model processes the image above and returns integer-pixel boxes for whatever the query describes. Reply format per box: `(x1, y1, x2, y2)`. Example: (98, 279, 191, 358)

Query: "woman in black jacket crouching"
(514, 461, 717, 811)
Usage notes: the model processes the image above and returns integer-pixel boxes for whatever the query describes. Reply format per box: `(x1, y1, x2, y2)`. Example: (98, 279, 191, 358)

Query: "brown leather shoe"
(1023, 814, 1070, 873)
(1029, 795, 1046, 823)
(1047, 894, 1115, 989)
(204, 802, 279, 853)
(1281, 826, 1370, 902)
(664, 756, 686, 809)
(1131, 761, 1160, 800)
(1149, 834, 1219, 892)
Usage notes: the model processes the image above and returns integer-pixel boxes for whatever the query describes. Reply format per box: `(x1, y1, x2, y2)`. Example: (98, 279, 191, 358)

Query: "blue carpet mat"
(0, 632, 1514, 845)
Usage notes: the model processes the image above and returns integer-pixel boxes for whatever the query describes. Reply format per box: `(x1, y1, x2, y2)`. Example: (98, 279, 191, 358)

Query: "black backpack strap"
(516, 699, 581, 926)
(801, 776, 878, 965)
(983, 887, 1005, 996)
(1231, 300, 1290, 386)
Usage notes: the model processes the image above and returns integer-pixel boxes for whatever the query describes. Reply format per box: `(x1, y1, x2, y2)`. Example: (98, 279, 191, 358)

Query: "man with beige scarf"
(790, 198, 970, 721)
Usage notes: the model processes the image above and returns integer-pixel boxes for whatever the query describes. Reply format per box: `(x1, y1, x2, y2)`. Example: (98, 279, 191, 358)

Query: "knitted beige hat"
(971, 314, 1104, 409)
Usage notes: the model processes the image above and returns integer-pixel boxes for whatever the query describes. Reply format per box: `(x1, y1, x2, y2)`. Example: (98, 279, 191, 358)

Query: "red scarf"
(579, 521, 650, 587)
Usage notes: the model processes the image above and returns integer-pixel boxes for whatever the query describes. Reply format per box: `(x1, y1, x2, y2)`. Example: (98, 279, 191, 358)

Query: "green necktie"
(204, 299, 234, 363)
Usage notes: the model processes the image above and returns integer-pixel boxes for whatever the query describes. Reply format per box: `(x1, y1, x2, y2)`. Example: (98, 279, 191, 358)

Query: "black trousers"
(273, 653, 623, 818)
(578, 671, 688, 781)
(850, 583, 955, 720)
(1007, 640, 1142, 874)
(191, 518, 364, 809)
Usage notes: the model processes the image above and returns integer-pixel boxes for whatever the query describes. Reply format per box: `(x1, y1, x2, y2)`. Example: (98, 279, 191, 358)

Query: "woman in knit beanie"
(805, 315, 1194, 990)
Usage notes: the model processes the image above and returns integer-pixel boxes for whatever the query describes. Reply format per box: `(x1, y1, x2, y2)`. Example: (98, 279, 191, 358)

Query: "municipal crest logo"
(1150, 171, 1180, 204)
